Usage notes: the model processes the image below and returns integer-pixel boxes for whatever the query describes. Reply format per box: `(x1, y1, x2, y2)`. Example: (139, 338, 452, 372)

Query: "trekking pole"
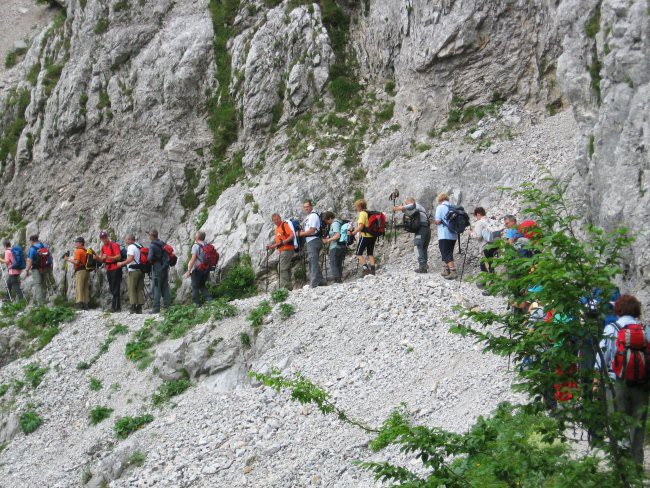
(323, 248, 328, 281)
(1, 264, 13, 303)
(265, 248, 269, 293)
(458, 234, 471, 285)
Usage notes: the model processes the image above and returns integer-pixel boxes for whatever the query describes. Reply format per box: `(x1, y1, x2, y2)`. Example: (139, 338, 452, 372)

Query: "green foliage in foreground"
(114, 414, 154, 439)
(252, 369, 624, 487)
(247, 301, 272, 330)
(209, 254, 257, 301)
(17, 305, 76, 352)
(271, 288, 289, 303)
(152, 378, 192, 407)
(279, 303, 295, 320)
(24, 362, 48, 387)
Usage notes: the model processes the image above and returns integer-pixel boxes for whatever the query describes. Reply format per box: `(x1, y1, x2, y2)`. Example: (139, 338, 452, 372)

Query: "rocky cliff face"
(0, 0, 647, 302)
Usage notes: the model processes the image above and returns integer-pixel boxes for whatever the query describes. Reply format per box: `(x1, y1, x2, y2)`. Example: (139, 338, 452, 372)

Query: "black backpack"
(403, 209, 426, 233)
(444, 205, 470, 234)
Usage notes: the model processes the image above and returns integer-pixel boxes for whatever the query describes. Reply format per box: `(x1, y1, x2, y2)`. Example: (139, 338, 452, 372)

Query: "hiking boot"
(445, 268, 458, 280)
(440, 266, 450, 277)
(415, 264, 428, 273)
(147, 308, 160, 314)
(129, 305, 136, 314)
(361, 266, 370, 277)
(135, 305, 143, 314)
(370, 266, 376, 275)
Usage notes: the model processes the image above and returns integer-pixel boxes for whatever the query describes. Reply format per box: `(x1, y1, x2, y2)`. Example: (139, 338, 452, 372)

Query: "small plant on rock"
(279, 303, 295, 320)
(240, 332, 251, 348)
(89, 377, 102, 391)
(89, 406, 113, 425)
(20, 408, 43, 434)
(247, 301, 272, 330)
(271, 288, 289, 303)
(24, 362, 48, 388)
(210, 300, 238, 320)
(0, 384, 8, 397)
(126, 450, 146, 468)
(114, 414, 154, 439)
(152, 377, 192, 407)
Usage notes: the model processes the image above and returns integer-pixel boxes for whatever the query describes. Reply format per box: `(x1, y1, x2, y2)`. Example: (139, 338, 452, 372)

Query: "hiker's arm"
(299, 227, 317, 238)
(0, 256, 6, 264)
(185, 253, 198, 275)
(117, 255, 134, 268)
(354, 223, 365, 235)
(391, 205, 405, 212)
(25, 257, 33, 274)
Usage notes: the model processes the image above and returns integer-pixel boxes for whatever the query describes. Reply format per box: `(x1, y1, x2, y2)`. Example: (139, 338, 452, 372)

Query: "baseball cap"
(99, 231, 109, 238)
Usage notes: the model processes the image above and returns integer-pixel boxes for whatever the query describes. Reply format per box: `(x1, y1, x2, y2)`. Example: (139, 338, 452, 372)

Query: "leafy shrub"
(279, 303, 295, 320)
(156, 305, 211, 339)
(114, 414, 154, 439)
(89, 406, 113, 425)
(247, 301, 272, 330)
(211, 255, 257, 301)
(384, 79, 396, 96)
(126, 450, 146, 468)
(271, 288, 289, 303)
(94, 17, 109, 35)
(24, 362, 48, 388)
(0, 384, 8, 397)
(20, 409, 43, 434)
(211, 300, 238, 320)
(375, 101, 395, 122)
(240, 332, 251, 348)
(5, 46, 27, 69)
(152, 378, 192, 406)
(125, 325, 154, 364)
(89, 377, 102, 391)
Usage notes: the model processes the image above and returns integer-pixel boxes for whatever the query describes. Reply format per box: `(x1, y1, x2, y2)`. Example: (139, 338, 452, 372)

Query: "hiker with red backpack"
(184, 231, 217, 306)
(353, 199, 379, 276)
(116, 233, 145, 314)
(147, 229, 172, 313)
(25, 234, 55, 304)
(266, 213, 295, 290)
(596, 294, 649, 466)
(97, 231, 123, 313)
(0, 239, 25, 301)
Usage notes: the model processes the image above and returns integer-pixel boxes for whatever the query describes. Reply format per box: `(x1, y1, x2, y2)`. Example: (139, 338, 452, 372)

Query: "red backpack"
(198, 243, 219, 271)
(366, 211, 386, 237)
(35, 245, 53, 271)
(134, 243, 151, 273)
(612, 322, 650, 386)
(163, 244, 178, 266)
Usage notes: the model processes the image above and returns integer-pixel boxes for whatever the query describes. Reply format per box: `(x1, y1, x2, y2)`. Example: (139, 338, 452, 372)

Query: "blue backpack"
(287, 218, 303, 253)
(10, 245, 26, 270)
(337, 220, 355, 247)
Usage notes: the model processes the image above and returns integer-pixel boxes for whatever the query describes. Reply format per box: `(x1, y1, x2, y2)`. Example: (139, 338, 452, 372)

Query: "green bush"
(89, 406, 113, 425)
(240, 331, 251, 348)
(279, 303, 295, 320)
(126, 450, 146, 468)
(211, 300, 238, 320)
(211, 255, 257, 301)
(94, 17, 109, 35)
(125, 325, 154, 364)
(247, 300, 272, 330)
(271, 288, 289, 303)
(5, 46, 28, 69)
(156, 305, 211, 339)
(0, 89, 31, 164)
(152, 378, 192, 406)
(114, 414, 154, 439)
(375, 101, 394, 122)
(20, 409, 43, 434)
(24, 363, 48, 388)
(17, 305, 75, 352)
(89, 377, 102, 391)
(0, 384, 9, 397)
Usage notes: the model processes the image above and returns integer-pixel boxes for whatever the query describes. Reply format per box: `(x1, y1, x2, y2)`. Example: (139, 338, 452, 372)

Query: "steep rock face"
(557, 0, 650, 303)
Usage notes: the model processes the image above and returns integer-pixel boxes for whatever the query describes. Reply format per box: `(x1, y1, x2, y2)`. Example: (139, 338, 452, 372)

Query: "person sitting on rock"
(321, 211, 345, 283)
(353, 199, 376, 276)
(391, 197, 431, 273)
(266, 213, 295, 290)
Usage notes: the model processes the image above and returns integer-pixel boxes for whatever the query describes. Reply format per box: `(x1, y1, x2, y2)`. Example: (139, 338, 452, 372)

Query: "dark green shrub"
(211, 300, 238, 320)
(89, 406, 113, 425)
(152, 378, 192, 406)
(89, 377, 102, 391)
(211, 255, 257, 301)
(24, 363, 48, 388)
(20, 409, 43, 434)
(0, 384, 9, 397)
(114, 414, 154, 439)
(279, 303, 295, 320)
(94, 17, 109, 35)
(240, 332, 251, 348)
(247, 301, 272, 330)
(125, 325, 154, 363)
(156, 305, 211, 339)
(271, 288, 289, 303)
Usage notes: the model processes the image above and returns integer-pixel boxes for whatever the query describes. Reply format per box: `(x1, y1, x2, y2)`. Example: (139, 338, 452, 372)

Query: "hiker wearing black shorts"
(434, 193, 458, 280)
(353, 199, 376, 276)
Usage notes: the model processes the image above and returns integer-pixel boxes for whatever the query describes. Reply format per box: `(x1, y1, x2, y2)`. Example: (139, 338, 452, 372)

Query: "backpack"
(119, 244, 128, 262)
(198, 243, 219, 271)
(33, 243, 53, 271)
(87, 248, 103, 271)
(366, 211, 386, 237)
(163, 243, 177, 266)
(337, 220, 355, 246)
(611, 321, 650, 387)
(10, 245, 26, 270)
(403, 210, 425, 233)
(443, 205, 470, 235)
(318, 213, 330, 239)
(134, 243, 151, 273)
(287, 219, 303, 253)
(518, 219, 541, 240)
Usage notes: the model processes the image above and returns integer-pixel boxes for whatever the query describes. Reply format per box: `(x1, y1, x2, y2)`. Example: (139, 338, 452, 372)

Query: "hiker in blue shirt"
(434, 193, 457, 280)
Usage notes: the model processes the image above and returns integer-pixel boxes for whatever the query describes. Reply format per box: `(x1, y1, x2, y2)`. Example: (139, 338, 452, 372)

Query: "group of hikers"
(1, 195, 648, 467)
(0, 230, 218, 314)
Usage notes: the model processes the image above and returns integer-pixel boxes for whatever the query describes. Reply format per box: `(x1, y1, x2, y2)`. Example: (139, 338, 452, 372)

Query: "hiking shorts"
(439, 239, 456, 264)
(355, 236, 376, 257)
